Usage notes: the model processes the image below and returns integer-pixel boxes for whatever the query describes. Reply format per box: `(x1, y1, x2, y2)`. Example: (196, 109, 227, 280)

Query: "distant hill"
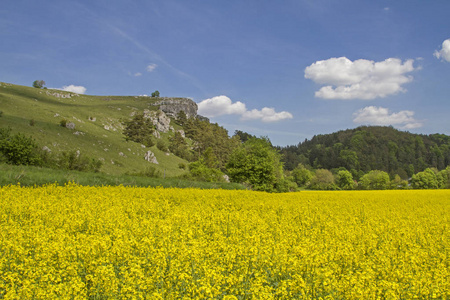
(0, 82, 198, 176)
(279, 126, 450, 178)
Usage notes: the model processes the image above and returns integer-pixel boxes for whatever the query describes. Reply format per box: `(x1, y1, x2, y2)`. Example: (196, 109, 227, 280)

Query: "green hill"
(0, 82, 191, 176)
(279, 126, 450, 178)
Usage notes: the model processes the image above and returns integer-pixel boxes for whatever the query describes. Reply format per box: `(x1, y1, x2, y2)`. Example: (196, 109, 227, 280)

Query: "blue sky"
(1, 0, 449, 146)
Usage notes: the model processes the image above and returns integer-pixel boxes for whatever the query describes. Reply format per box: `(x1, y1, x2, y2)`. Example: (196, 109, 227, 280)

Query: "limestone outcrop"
(150, 98, 198, 119)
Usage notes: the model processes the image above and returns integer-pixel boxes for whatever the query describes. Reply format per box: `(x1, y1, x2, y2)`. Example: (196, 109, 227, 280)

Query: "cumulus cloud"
(304, 57, 416, 100)
(434, 38, 450, 62)
(134, 72, 142, 77)
(353, 106, 423, 129)
(197, 95, 293, 123)
(61, 85, 87, 94)
(146, 63, 157, 72)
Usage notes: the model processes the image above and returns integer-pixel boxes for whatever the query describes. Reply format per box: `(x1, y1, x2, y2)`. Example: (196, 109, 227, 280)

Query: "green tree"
(151, 90, 160, 97)
(359, 170, 390, 190)
(122, 113, 155, 147)
(337, 170, 355, 190)
(169, 131, 192, 160)
(437, 166, 450, 188)
(309, 169, 336, 190)
(176, 110, 188, 126)
(411, 168, 439, 189)
(226, 137, 284, 192)
(291, 164, 313, 187)
(32, 80, 45, 89)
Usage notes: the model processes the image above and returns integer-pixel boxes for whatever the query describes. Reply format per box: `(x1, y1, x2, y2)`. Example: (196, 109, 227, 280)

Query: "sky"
(1, 0, 449, 146)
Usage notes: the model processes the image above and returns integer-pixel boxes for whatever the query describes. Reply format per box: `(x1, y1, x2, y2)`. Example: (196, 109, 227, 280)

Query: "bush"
(0, 127, 42, 166)
(189, 160, 225, 182)
(60, 119, 68, 127)
(133, 166, 162, 178)
(156, 140, 168, 152)
(55, 151, 103, 172)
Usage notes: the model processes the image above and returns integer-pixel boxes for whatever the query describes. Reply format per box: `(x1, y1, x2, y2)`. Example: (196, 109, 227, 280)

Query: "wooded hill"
(279, 126, 450, 179)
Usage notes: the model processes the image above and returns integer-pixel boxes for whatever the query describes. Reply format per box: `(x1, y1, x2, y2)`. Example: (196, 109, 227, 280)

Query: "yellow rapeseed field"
(0, 184, 448, 299)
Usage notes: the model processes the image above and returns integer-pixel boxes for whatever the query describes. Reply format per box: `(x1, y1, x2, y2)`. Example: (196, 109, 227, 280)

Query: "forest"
(278, 126, 450, 178)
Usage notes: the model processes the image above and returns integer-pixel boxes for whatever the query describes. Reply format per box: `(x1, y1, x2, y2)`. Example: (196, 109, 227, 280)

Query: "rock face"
(151, 98, 198, 119)
(143, 110, 171, 133)
(144, 150, 158, 164)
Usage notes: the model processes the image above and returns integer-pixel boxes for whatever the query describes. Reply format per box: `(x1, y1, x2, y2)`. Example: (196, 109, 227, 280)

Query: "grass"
(0, 82, 190, 176)
(0, 163, 246, 190)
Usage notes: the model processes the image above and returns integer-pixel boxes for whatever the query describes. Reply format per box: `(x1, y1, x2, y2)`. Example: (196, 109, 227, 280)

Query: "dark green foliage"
(29, 119, 35, 126)
(156, 140, 168, 152)
(0, 127, 42, 166)
(59, 119, 68, 127)
(233, 130, 255, 143)
(0, 111, 3, 117)
(175, 110, 188, 126)
(151, 90, 160, 97)
(226, 137, 285, 192)
(184, 118, 240, 168)
(279, 126, 450, 175)
(178, 163, 186, 170)
(122, 113, 155, 147)
(169, 131, 192, 161)
(32, 80, 45, 89)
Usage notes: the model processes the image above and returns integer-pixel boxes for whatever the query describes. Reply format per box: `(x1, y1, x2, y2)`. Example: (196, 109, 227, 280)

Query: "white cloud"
(197, 96, 246, 117)
(304, 57, 416, 100)
(434, 38, 450, 62)
(61, 85, 87, 94)
(146, 63, 157, 72)
(241, 107, 294, 123)
(134, 72, 142, 77)
(353, 106, 423, 129)
(197, 95, 293, 123)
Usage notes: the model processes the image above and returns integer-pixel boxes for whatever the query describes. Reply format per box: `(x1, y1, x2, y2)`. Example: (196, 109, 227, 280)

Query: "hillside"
(0, 82, 196, 176)
(279, 126, 450, 178)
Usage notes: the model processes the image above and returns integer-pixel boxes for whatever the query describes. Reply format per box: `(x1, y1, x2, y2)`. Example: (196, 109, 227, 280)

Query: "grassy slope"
(0, 82, 188, 176)
(0, 164, 246, 190)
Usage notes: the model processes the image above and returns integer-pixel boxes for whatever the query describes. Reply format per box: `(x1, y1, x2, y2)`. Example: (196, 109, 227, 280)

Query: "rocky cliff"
(150, 98, 198, 119)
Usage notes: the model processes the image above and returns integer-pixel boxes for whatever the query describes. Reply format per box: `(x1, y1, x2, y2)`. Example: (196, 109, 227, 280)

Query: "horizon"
(1, 0, 450, 146)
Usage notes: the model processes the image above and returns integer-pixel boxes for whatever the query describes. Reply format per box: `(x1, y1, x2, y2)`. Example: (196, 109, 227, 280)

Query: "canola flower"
(0, 184, 449, 299)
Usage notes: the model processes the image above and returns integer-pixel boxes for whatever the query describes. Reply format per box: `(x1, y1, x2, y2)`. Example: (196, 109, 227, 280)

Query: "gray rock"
(42, 146, 51, 153)
(150, 98, 198, 119)
(144, 150, 158, 164)
(66, 122, 76, 129)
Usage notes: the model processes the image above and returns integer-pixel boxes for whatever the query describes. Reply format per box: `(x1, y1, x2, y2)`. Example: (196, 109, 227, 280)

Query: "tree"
(226, 137, 284, 192)
(122, 113, 155, 147)
(291, 164, 313, 187)
(309, 169, 336, 190)
(151, 90, 160, 97)
(411, 168, 439, 189)
(169, 131, 192, 160)
(32, 80, 45, 89)
(359, 170, 390, 190)
(337, 170, 355, 190)
(437, 166, 450, 188)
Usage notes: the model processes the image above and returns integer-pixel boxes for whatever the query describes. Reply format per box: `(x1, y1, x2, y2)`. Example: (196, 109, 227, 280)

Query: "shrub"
(60, 119, 68, 127)
(0, 127, 42, 166)
(156, 140, 168, 152)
